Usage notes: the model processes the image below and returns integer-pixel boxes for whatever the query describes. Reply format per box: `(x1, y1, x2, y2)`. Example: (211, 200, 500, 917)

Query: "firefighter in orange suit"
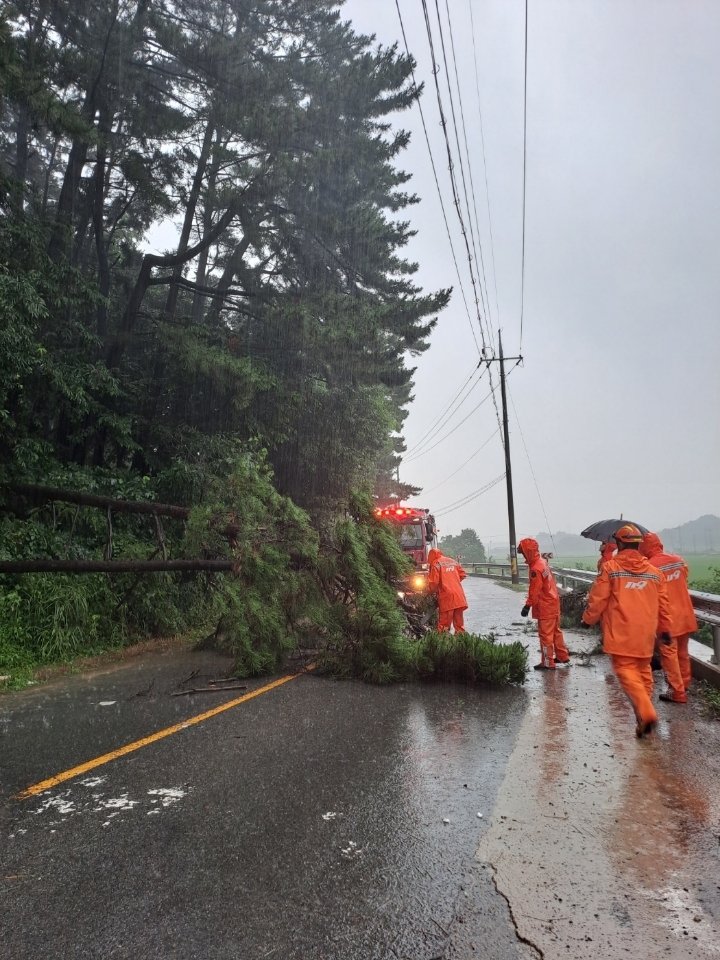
(518, 538, 570, 670)
(582, 524, 673, 737)
(640, 532, 697, 703)
(428, 548, 468, 633)
(598, 541, 616, 570)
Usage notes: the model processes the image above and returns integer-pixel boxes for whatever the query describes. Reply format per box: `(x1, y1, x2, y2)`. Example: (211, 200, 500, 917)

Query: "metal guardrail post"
(713, 625, 720, 666)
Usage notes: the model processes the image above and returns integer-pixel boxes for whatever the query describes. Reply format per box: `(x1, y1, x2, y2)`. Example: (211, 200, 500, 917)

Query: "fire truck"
(374, 505, 436, 594)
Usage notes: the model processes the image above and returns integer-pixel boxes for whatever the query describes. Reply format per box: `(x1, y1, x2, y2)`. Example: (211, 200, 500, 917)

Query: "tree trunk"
(192, 130, 224, 323)
(93, 114, 112, 340)
(106, 203, 239, 369)
(164, 118, 214, 320)
(15, 107, 29, 204)
(205, 234, 252, 326)
(47, 0, 127, 262)
(0, 559, 235, 574)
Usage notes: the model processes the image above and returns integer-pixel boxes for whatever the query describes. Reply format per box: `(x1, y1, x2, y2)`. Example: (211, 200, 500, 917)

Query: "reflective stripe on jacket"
(428, 549, 468, 613)
(584, 548, 672, 657)
(640, 533, 698, 636)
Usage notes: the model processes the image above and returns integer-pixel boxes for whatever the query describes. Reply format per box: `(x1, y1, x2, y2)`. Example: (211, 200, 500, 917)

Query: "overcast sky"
(341, 0, 720, 546)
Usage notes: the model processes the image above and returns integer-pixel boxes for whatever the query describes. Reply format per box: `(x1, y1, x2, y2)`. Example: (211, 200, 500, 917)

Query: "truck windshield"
(399, 522, 424, 549)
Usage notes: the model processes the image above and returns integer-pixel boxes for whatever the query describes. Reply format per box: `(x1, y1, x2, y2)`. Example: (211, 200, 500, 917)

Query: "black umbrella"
(580, 519, 650, 543)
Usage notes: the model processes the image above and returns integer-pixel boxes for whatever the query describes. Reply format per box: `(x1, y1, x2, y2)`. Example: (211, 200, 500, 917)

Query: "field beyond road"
(552, 554, 720, 583)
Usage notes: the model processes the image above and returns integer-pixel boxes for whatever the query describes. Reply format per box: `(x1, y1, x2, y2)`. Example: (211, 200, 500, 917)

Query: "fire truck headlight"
(413, 576, 424, 589)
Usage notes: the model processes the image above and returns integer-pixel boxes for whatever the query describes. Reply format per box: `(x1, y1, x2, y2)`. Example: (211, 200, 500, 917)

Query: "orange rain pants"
(438, 608, 466, 633)
(659, 636, 688, 701)
(611, 655, 658, 727)
(676, 633, 691, 691)
(538, 617, 570, 667)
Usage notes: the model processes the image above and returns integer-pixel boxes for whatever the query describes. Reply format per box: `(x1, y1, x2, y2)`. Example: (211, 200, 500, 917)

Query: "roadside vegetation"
(689, 566, 720, 647)
(696, 681, 720, 719)
(321, 626, 527, 686)
(552, 555, 720, 581)
(1, 0, 497, 687)
(438, 528, 486, 563)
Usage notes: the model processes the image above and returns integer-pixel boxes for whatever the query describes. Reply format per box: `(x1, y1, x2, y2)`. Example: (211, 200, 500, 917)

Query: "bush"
(690, 567, 720, 648)
(410, 631, 528, 685)
(0, 455, 528, 689)
(560, 588, 590, 628)
(322, 627, 527, 686)
(0, 573, 123, 673)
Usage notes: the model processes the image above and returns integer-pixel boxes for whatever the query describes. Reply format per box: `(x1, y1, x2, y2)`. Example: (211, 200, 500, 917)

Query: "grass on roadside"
(411, 631, 528, 685)
(495, 581, 527, 594)
(696, 680, 720, 718)
(323, 629, 528, 686)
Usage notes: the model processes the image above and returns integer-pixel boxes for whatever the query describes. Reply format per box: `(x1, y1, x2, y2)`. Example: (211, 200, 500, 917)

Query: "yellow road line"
(15, 666, 314, 800)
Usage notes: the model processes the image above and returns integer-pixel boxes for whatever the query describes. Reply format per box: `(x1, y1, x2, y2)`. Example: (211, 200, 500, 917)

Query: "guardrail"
(465, 560, 720, 669)
(688, 590, 720, 665)
(465, 562, 529, 584)
(465, 562, 595, 590)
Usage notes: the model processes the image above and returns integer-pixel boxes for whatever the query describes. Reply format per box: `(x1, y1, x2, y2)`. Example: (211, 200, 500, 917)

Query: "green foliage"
(439, 528, 487, 563)
(0, 1, 458, 681)
(0, 0, 446, 505)
(322, 624, 527, 687)
(0, 200, 120, 461)
(697, 680, 720, 717)
(689, 566, 719, 647)
(181, 443, 321, 676)
(0, 574, 122, 674)
(690, 566, 720, 594)
(317, 494, 526, 686)
(410, 632, 528, 685)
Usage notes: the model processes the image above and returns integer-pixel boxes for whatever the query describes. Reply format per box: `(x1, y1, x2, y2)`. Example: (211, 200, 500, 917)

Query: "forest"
(0, 0, 526, 686)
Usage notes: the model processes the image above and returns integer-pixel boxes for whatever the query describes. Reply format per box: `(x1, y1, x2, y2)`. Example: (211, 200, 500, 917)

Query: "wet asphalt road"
(0, 620, 531, 959)
(4, 576, 718, 959)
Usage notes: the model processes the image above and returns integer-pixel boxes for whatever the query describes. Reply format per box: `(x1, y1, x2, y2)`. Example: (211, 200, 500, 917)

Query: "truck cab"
(374, 506, 435, 593)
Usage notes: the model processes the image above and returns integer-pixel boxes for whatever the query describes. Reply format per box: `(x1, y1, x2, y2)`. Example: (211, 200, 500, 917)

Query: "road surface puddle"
(476, 639, 720, 960)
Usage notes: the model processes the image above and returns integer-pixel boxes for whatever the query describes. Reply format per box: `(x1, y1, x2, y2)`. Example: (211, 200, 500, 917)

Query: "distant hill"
(533, 515, 720, 556)
(657, 515, 720, 554)
(535, 531, 597, 556)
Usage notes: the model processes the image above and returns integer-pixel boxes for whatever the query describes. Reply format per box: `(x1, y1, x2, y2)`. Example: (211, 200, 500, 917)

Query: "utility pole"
(498, 331, 519, 583)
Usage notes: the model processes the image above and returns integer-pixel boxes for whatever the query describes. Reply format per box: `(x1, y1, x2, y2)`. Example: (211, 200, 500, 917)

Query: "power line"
(406, 355, 520, 464)
(507, 382, 555, 551)
(519, 0, 528, 352)
(403, 360, 482, 456)
(419, 0, 505, 440)
(404, 365, 487, 458)
(393, 0, 481, 356)
(404, 381, 498, 463)
(467, 0, 502, 335)
(435, 472, 506, 517)
(441, 0, 495, 350)
(420, 428, 500, 495)
(419, 0, 489, 355)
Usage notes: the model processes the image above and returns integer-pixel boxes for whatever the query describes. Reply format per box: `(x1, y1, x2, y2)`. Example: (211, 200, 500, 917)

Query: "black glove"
(659, 632, 673, 645)
(520, 605, 530, 618)
(580, 618, 592, 628)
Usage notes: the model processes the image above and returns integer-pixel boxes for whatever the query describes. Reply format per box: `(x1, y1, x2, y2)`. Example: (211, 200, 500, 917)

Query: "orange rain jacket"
(583, 548, 672, 657)
(598, 542, 616, 571)
(428, 548, 468, 613)
(639, 533, 698, 636)
(518, 538, 561, 620)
